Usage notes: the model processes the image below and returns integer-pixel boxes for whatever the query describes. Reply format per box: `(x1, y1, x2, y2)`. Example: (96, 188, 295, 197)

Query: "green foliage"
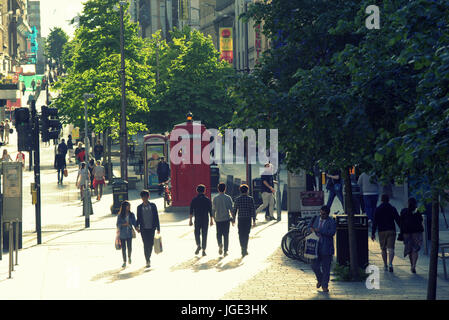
(53, 0, 153, 137)
(145, 27, 237, 134)
(45, 27, 69, 69)
(332, 263, 369, 282)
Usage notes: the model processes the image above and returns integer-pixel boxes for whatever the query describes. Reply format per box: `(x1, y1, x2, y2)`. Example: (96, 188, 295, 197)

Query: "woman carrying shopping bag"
(116, 201, 138, 268)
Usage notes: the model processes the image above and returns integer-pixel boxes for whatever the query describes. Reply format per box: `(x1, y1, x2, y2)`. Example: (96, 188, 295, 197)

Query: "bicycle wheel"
(289, 234, 306, 260)
(281, 229, 302, 259)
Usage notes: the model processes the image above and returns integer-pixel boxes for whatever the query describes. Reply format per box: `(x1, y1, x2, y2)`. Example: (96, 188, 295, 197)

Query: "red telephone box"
(169, 115, 211, 207)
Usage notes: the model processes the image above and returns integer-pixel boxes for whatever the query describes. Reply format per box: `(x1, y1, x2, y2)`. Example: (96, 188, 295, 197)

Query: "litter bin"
(252, 178, 263, 207)
(111, 179, 128, 214)
(336, 214, 369, 268)
(128, 177, 138, 190)
(210, 165, 220, 192)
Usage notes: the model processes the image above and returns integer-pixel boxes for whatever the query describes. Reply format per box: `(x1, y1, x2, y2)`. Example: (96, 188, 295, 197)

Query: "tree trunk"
(427, 195, 439, 300)
(343, 167, 360, 280)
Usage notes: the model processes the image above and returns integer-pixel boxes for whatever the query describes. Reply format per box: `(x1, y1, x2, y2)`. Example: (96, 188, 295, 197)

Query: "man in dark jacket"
(58, 139, 68, 157)
(93, 140, 104, 161)
(189, 184, 213, 256)
(157, 157, 170, 195)
(372, 194, 400, 272)
(55, 151, 66, 184)
(136, 190, 160, 268)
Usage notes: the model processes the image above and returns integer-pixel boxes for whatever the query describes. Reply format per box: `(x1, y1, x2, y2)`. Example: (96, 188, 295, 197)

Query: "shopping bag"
(115, 235, 122, 250)
(154, 234, 163, 254)
(63, 169, 68, 177)
(304, 232, 319, 260)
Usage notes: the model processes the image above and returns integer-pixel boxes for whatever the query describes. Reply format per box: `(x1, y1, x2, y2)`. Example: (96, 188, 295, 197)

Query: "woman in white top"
(76, 162, 91, 200)
(1, 149, 12, 162)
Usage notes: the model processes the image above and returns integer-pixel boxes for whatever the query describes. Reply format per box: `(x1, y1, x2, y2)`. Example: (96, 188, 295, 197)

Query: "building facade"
(137, 0, 179, 39)
(27, 0, 44, 74)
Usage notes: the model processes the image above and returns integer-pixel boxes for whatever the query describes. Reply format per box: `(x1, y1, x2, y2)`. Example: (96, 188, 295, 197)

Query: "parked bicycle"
(160, 180, 172, 209)
(281, 211, 340, 262)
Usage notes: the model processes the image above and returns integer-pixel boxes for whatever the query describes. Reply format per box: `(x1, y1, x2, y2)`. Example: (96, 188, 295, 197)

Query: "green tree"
(145, 27, 237, 133)
(53, 0, 154, 137)
(45, 27, 69, 71)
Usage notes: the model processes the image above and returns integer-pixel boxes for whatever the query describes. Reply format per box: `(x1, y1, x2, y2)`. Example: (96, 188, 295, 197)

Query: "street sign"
(2, 162, 23, 223)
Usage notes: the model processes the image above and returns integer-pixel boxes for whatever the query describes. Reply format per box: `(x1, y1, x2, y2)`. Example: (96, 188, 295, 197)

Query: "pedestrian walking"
(189, 184, 213, 256)
(232, 184, 257, 257)
(92, 160, 106, 200)
(31, 79, 36, 92)
(55, 151, 67, 184)
(157, 157, 170, 195)
(400, 197, 424, 274)
(4, 120, 10, 144)
(75, 142, 85, 165)
(76, 162, 90, 199)
(22, 82, 26, 96)
(67, 135, 74, 163)
(57, 139, 68, 158)
(116, 201, 138, 268)
(255, 163, 276, 221)
(1, 149, 12, 162)
(16, 151, 25, 168)
(325, 169, 344, 210)
(308, 205, 337, 293)
(0, 121, 4, 143)
(371, 194, 400, 272)
(358, 172, 380, 222)
(212, 182, 234, 256)
(93, 140, 104, 161)
(135, 190, 161, 268)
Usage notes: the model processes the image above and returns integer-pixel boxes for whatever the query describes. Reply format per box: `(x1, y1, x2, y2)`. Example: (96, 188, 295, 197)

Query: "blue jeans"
(326, 187, 344, 211)
(312, 255, 333, 288)
(363, 195, 378, 221)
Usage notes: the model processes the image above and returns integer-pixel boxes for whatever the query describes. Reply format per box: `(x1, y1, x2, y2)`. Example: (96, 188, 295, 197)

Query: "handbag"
(63, 168, 68, 177)
(154, 234, 163, 254)
(9, 128, 13, 134)
(115, 235, 122, 250)
(304, 230, 319, 260)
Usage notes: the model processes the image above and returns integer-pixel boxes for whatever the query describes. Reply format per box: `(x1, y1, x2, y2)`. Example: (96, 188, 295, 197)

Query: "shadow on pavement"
(169, 256, 201, 272)
(215, 258, 243, 272)
(91, 266, 148, 283)
(192, 257, 224, 272)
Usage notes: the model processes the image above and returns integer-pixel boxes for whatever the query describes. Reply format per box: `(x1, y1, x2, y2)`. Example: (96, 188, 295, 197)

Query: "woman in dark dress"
(400, 197, 424, 274)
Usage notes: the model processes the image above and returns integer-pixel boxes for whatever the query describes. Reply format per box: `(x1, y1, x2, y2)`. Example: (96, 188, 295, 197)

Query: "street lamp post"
(119, 1, 128, 181)
(83, 93, 95, 228)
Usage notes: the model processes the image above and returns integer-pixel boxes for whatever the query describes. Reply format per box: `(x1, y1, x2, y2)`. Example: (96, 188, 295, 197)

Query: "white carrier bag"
(304, 231, 319, 260)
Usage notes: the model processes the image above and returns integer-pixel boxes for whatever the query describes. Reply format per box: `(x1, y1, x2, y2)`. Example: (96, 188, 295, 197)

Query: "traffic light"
(14, 108, 34, 151)
(40, 106, 61, 142)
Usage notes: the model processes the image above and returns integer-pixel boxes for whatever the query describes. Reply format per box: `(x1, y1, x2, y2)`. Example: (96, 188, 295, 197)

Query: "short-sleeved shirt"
(93, 165, 105, 180)
(261, 174, 274, 193)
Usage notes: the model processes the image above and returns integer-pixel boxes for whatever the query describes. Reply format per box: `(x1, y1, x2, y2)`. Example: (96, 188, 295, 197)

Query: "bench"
(440, 243, 449, 280)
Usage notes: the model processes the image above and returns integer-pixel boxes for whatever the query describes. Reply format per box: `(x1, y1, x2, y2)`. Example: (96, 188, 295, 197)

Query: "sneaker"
(128, 257, 131, 264)
(224, 251, 228, 257)
(122, 262, 126, 268)
(389, 266, 393, 272)
(411, 267, 416, 274)
(202, 250, 207, 257)
(384, 265, 388, 271)
(218, 245, 223, 255)
(146, 261, 150, 268)
(316, 282, 321, 289)
(322, 287, 329, 293)
(195, 247, 201, 255)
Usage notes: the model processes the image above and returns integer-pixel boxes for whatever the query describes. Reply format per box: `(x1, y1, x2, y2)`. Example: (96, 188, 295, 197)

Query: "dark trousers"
(238, 218, 252, 254)
(141, 228, 156, 262)
(121, 238, 132, 262)
(216, 220, 230, 252)
(57, 168, 64, 183)
(326, 187, 344, 210)
(363, 194, 378, 221)
(195, 219, 209, 250)
(312, 254, 333, 289)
